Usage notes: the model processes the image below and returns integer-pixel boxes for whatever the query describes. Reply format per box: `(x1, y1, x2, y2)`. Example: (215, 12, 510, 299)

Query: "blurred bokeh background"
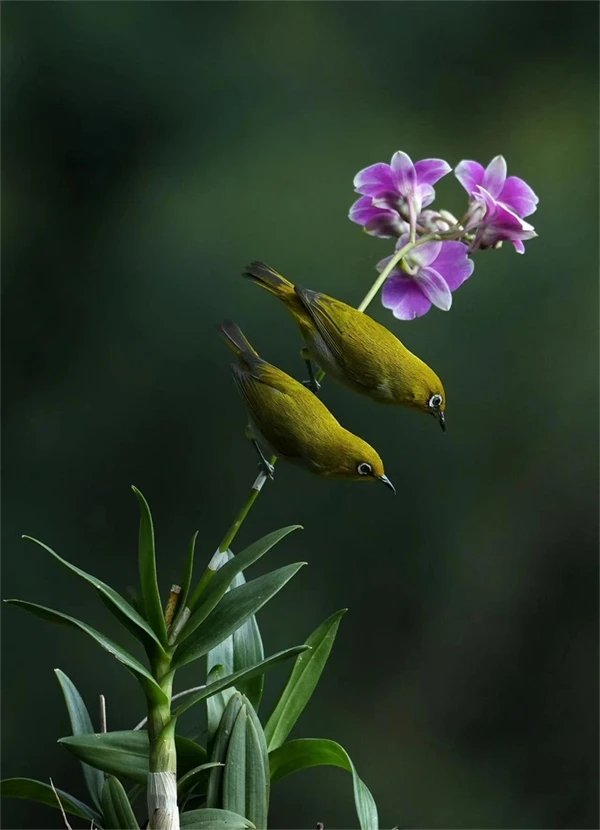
(2, 2, 598, 828)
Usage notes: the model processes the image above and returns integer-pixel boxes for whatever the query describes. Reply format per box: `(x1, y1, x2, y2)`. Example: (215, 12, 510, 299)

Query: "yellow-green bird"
(243, 261, 447, 430)
(219, 320, 395, 492)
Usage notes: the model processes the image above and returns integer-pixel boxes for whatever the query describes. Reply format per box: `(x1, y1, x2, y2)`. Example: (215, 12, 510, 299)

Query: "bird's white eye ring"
(429, 393, 443, 409)
(357, 462, 372, 476)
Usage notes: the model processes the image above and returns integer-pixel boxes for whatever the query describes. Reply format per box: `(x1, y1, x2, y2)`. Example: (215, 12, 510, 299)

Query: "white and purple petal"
(349, 197, 406, 238)
(416, 183, 436, 210)
(409, 240, 443, 268)
(353, 163, 396, 197)
(415, 267, 453, 311)
(382, 273, 433, 320)
(414, 158, 452, 186)
(454, 159, 485, 195)
(482, 155, 507, 199)
(430, 241, 475, 291)
(499, 176, 539, 217)
(390, 151, 417, 194)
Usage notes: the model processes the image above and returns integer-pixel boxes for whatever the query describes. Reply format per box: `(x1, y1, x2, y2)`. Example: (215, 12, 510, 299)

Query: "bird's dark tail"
(217, 320, 259, 358)
(242, 260, 295, 299)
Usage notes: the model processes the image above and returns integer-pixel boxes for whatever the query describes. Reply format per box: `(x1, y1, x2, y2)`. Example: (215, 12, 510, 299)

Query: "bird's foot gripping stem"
(251, 439, 275, 479)
(301, 357, 321, 394)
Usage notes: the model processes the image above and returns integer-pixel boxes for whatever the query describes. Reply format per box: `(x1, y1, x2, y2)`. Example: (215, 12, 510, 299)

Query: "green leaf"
(264, 609, 347, 751)
(180, 808, 255, 829)
(206, 664, 236, 751)
(207, 560, 265, 744)
(222, 704, 247, 818)
(132, 485, 168, 645)
(59, 731, 149, 783)
(244, 702, 269, 829)
(22, 535, 166, 652)
(207, 693, 244, 808)
(174, 646, 309, 719)
(174, 563, 306, 668)
(269, 738, 378, 830)
(0, 778, 101, 824)
(102, 775, 139, 829)
(54, 669, 104, 810)
(177, 735, 209, 778)
(181, 525, 302, 640)
(178, 762, 223, 796)
(218, 698, 269, 828)
(171, 531, 198, 635)
(5, 600, 167, 706)
(58, 731, 206, 784)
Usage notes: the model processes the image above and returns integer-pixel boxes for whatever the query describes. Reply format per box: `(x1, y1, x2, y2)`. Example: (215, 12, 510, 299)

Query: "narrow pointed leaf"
(132, 486, 168, 645)
(265, 609, 347, 751)
(207, 693, 244, 808)
(180, 808, 255, 829)
(102, 775, 139, 829)
(174, 531, 199, 626)
(181, 525, 302, 640)
(54, 669, 104, 810)
(60, 731, 149, 783)
(178, 762, 223, 796)
(22, 535, 165, 651)
(269, 738, 378, 830)
(0, 778, 101, 824)
(5, 600, 167, 705)
(207, 559, 264, 743)
(175, 563, 306, 668)
(58, 731, 206, 784)
(174, 646, 309, 718)
(222, 704, 247, 817)
(206, 664, 236, 751)
(244, 701, 269, 829)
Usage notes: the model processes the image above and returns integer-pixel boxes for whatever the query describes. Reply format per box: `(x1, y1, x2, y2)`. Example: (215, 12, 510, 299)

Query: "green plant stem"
(214, 228, 463, 559)
(148, 652, 176, 771)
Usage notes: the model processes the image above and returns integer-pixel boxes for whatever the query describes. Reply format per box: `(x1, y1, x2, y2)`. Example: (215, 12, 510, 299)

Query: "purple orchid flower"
(349, 151, 451, 238)
(379, 236, 474, 320)
(455, 155, 538, 254)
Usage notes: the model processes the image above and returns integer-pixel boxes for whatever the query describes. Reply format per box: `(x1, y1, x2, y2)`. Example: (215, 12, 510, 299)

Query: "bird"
(242, 260, 447, 431)
(218, 320, 395, 493)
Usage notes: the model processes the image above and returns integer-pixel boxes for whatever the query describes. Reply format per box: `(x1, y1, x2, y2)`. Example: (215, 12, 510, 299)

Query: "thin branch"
(49, 778, 73, 830)
(99, 694, 107, 733)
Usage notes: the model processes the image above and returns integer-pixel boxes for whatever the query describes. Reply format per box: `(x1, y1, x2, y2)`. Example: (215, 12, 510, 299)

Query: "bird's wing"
(230, 360, 309, 460)
(294, 286, 400, 393)
(294, 286, 348, 365)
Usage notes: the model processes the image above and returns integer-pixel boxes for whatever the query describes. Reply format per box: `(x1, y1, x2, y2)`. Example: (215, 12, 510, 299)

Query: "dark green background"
(2, 2, 598, 828)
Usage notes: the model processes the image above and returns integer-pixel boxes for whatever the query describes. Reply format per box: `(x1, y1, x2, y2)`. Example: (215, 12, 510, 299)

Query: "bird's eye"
(357, 462, 372, 476)
(429, 393, 443, 409)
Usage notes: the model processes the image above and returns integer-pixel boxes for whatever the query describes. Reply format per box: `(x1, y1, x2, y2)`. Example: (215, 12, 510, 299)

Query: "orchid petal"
(353, 163, 396, 197)
(349, 197, 406, 238)
(410, 240, 443, 268)
(376, 255, 395, 273)
(414, 158, 452, 186)
(511, 239, 526, 254)
(454, 160, 485, 195)
(431, 241, 475, 291)
(416, 183, 436, 209)
(390, 151, 417, 193)
(382, 274, 432, 320)
(482, 155, 507, 199)
(499, 176, 539, 217)
(415, 267, 453, 311)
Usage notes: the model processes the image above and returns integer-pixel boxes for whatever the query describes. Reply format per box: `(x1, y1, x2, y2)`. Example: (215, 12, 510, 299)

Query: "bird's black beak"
(437, 410, 446, 432)
(378, 474, 396, 495)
